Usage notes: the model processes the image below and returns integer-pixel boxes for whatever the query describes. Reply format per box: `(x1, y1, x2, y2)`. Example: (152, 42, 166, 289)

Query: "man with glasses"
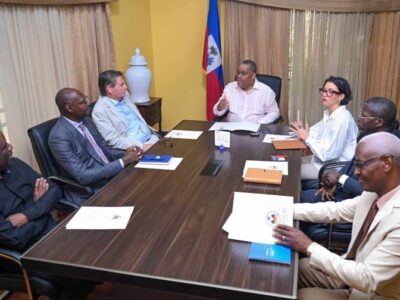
(273, 131, 400, 299)
(213, 60, 280, 124)
(300, 98, 400, 248)
(302, 97, 400, 204)
(49, 88, 142, 206)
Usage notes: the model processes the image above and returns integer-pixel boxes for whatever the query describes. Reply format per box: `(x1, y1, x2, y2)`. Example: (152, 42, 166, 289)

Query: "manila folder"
(243, 168, 283, 185)
(272, 139, 306, 150)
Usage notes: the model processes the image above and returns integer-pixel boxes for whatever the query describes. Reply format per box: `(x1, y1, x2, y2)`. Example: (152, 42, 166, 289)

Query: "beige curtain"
(230, 0, 400, 12)
(289, 11, 372, 125)
(365, 11, 400, 118)
(0, 3, 115, 166)
(224, 0, 290, 121)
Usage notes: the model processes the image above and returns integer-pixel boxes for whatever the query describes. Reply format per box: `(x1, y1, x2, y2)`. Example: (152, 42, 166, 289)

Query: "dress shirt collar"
(323, 105, 346, 120)
(105, 96, 125, 107)
(235, 79, 261, 93)
(62, 116, 83, 129)
(376, 184, 400, 209)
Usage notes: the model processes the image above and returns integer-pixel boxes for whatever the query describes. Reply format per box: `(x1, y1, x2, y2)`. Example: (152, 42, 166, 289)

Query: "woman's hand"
(290, 120, 309, 141)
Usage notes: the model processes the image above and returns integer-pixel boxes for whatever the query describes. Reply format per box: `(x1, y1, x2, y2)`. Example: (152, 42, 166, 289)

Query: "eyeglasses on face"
(358, 112, 384, 121)
(318, 88, 342, 97)
(354, 154, 394, 169)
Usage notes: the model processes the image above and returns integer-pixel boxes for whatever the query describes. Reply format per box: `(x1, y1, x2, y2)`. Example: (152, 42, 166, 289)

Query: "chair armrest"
(318, 161, 350, 182)
(0, 247, 22, 266)
(47, 176, 93, 194)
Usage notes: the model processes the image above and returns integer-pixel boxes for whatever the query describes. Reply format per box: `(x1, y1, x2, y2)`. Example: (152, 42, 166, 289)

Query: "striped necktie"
(79, 124, 110, 164)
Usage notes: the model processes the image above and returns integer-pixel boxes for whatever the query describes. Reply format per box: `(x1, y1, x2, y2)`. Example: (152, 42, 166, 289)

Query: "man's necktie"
(79, 124, 110, 164)
(346, 199, 379, 259)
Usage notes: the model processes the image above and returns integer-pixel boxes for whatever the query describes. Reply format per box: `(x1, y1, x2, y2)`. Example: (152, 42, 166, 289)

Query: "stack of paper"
(165, 130, 203, 139)
(222, 192, 293, 244)
(263, 134, 296, 144)
(135, 157, 183, 170)
(209, 122, 260, 132)
(66, 206, 134, 230)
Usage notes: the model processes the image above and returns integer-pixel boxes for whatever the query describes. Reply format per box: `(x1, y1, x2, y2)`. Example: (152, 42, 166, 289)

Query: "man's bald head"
(358, 132, 400, 163)
(55, 88, 82, 115)
(355, 132, 400, 195)
(55, 88, 88, 121)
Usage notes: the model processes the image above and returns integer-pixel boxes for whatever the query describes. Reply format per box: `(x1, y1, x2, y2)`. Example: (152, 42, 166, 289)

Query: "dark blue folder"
(248, 243, 291, 265)
(141, 154, 172, 164)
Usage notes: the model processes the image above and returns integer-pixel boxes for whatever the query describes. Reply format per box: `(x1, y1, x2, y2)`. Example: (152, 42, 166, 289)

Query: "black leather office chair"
(214, 74, 282, 122)
(256, 74, 282, 108)
(306, 161, 352, 254)
(28, 118, 91, 210)
(0, 247, 57, 299)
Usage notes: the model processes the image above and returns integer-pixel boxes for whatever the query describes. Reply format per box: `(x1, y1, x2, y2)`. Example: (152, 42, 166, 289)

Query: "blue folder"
(248, 243, 291, 265)
(140, 154, 172, 164)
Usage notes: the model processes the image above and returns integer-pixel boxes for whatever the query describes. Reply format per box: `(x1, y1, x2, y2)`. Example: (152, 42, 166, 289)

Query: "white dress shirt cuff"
(338, 174, 349, 185)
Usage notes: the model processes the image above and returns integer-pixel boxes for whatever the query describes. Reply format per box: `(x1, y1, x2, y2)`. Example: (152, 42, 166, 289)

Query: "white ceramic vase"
(126, 48, 152, 103)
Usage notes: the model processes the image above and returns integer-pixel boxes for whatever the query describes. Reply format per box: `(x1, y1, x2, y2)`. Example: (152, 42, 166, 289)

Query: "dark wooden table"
(22, 120, 302, 299)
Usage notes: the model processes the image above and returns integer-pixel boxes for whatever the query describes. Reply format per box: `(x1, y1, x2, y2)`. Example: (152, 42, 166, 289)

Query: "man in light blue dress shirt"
(92, 70, 159, 152)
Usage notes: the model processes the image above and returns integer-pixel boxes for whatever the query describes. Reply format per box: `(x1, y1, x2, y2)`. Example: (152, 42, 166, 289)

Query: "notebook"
(243, 168, 283, 185)
(140, 154, 172, 164)
(248, 243, 291, 265)
(272, 139, 306, 150)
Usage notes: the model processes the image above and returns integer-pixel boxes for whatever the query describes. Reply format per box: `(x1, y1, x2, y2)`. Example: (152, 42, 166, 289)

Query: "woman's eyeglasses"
(318, 88, 342, 97)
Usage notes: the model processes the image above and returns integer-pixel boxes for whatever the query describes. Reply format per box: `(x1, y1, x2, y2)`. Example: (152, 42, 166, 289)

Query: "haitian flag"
(203, 0, 224, 121)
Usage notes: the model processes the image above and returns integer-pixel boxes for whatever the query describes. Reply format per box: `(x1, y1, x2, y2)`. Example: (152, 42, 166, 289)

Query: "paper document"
(209, 122, 260, 132)
(165, 130, 203, 140)
(66, 206, 134, 230)
(263, 134, 296, 143)
(243, 160, 288, 176)
(135, 157, 183, 170)
(223, 192, 293, 244)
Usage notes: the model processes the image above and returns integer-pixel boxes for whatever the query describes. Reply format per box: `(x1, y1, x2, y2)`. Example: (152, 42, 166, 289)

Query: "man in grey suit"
(273, 132, 400, 299)
(92, 70, 159, 152)
(49, 88, 142, 206)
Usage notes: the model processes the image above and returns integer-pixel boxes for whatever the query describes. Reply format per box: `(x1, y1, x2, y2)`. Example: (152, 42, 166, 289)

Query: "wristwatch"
(306, 242, 318, 257)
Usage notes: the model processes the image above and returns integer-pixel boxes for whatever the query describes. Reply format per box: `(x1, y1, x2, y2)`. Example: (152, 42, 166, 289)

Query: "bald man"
(273, 132, 400, 299)
(49, 88, 142, 206)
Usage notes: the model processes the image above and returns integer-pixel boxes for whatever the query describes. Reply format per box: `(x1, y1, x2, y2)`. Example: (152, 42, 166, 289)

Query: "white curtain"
(0, 6, 70, 164)
(0, 4, 115, 166)
(288, 11, 373, 125)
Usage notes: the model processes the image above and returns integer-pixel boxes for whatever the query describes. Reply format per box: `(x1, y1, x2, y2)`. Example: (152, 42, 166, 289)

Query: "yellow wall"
(110, 0, 225, 130)
(109, 0, 154, 93)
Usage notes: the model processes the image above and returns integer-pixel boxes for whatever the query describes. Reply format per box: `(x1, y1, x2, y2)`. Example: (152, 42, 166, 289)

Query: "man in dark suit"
(0, 131, 60, 251)
(0, 131, 96, 299)
(49, 88, 142, 206)
(301, 97, 400, 239)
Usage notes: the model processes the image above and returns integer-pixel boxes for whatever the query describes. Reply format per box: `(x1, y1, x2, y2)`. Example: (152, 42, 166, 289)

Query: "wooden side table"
(136, 97, 162, 131)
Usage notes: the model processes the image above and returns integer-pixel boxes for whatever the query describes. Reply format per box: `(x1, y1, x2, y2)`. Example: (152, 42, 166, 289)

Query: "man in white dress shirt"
(213, 60, 280, 124)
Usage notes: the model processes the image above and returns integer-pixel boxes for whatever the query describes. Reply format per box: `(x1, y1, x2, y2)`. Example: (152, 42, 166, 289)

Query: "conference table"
(22, 120, 303, 299)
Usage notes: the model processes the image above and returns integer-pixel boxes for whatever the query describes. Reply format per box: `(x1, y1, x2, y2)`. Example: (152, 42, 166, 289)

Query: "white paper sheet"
(165, 130, 203, 140)
(209, 122, 260, 132)
(66, 206, 134, 230)
(223, 192, 293, 244)
(243, 160, 289, 176)
(135, 157, 183, 170)
(263, 134, 296, 143)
